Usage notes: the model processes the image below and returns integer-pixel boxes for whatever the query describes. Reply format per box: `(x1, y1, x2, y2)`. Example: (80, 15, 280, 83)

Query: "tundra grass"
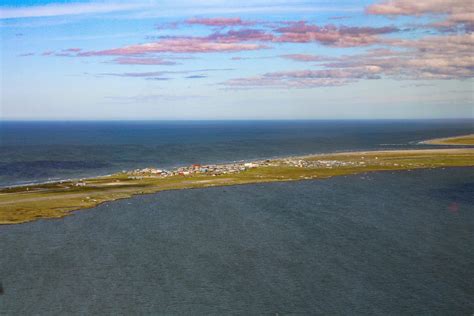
(1, 148, 473, 225)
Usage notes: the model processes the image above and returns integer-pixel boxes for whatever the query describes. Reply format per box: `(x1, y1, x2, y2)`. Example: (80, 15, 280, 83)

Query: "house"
(244, 163, 258, 168)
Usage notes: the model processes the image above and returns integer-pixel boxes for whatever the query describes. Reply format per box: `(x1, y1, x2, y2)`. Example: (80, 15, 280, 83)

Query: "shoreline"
(418, 133, 474, 146)
(3, 132, 472, 190)
(1, 147, 473, 225)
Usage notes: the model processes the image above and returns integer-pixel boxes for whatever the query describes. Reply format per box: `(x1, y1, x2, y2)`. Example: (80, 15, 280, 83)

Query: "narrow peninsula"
(1, 146, 473, 225)
(421, 133, 474, 145)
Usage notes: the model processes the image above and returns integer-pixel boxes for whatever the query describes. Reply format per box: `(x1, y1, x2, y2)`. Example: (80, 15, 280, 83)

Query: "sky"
(1, 0, 473, 120)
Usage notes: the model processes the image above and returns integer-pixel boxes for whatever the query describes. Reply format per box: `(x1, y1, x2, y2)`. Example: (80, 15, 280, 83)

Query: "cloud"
(223, 75, 351, 89)
(366, 0, 474, 31)
(324, 34, 474, 80)
(223, 33, 474, 89)
(63, 48, 82, 52)
(101, 71, 166, 78)
(0, 2, 150, 19)
(207, 28, 275, 42)
(223, 66, 382, 89)
(185, 75, 207, 79)
(99, 68, 233, 79)
(78, 37, 268, 56)
(110, 57, 179, 65)
(146, 77, 173, 81)
(186, 17, 253, 27)
(328, 16, 351, 20)
(119, 1, 361, 19)
(56, 18, 401, 61)
(18, 52, 34, 57)
(274, 21, 399, 47)
(267, 68, 383, 80)
(105, 94, 207, 103)
(280, 54, 327, 62)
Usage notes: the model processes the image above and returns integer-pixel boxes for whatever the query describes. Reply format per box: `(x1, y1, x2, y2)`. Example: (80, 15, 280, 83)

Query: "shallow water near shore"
(1, 168, 473, 314)
(1, 120, 473, 186)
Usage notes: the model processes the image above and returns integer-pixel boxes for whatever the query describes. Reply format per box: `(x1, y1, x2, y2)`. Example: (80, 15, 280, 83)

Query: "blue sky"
(1, 0, 473, 119)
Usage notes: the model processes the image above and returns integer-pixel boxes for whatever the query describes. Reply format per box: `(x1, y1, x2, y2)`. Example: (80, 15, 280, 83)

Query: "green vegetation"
(422, 134, 474, 145)
(1, 148, 473, 225)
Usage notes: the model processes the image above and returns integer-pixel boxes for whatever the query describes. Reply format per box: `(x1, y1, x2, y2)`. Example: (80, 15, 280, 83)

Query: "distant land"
(1, 133, 473, 225)
(420, 134, 474, 145)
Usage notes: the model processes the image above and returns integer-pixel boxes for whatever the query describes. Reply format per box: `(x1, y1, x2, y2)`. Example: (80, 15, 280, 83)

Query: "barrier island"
(1, 147, 473, 225)
(421, 134, 474, 145)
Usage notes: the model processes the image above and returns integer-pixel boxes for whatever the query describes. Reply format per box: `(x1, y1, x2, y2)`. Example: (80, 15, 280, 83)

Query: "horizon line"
(1, 118, 473, 122)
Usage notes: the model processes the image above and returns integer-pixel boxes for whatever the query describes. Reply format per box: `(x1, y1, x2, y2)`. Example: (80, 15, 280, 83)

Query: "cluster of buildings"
(124, 156, 376, 179)
(125, 161, 263, 178)
(280, 158, 367, 169)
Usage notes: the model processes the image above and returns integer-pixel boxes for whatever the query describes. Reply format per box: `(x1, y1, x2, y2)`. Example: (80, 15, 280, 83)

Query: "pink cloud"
(186, 17, 253, 27)
(63, 48, 82, 52)
(42, 51, 54, 56)
(367, 0, 467, 16)
(207, 29, 274, 43)
(223, 32, 474, 89)
(78, 37, 267, 56)
(111, 57, 179, 65)
(280, 54, 327, 62)
(367, 0, 474, 30)
(274, 21, 399, 47)
(325, 34, 474, 80)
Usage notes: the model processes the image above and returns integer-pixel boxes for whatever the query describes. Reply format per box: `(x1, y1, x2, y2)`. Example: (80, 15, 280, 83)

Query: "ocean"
(0, 120, 473, 314)
(1, 120, 473, 186)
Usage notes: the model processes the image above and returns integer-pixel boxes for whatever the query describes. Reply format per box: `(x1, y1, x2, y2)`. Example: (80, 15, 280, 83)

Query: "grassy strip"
(1, 148, 473, 225)
(421, 134, 474, 145)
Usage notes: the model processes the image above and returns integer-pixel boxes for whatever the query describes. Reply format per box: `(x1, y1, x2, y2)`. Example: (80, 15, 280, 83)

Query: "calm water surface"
(1, 168, 473, 315)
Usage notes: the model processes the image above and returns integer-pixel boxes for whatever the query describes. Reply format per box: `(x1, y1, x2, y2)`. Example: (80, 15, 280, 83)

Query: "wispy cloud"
(223, 33, 474, 89)
(65, 18, 400, 61)
(117, 1, 361, 19)
(0, 2, 151, 19)
(1, 0, 360, 21)
(280, 54, 328, 62)
(78, 37, 268, 55)
(185, 75, 207, 79)
(105, 94, 208, 103)
(186, 17, 254, 27)
(99, 68, 233, 79)
(109, 57, 179, 65)
(274, 21, 399, 47)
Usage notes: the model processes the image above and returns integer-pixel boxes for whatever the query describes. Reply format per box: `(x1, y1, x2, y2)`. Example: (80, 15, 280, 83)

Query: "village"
(279, 157, 373, 168)
(122, 156, 370, 180)
(124, 160, 265, 179)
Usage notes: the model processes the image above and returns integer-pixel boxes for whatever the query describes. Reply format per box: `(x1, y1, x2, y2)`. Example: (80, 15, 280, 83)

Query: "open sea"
(1, 120, 473, 187)
(1, 120, 473, 314)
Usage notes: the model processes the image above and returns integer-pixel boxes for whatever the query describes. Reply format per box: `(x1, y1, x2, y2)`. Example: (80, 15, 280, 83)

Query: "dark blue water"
(1, 168, 473, 314)
(1, 120, 473, 186)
